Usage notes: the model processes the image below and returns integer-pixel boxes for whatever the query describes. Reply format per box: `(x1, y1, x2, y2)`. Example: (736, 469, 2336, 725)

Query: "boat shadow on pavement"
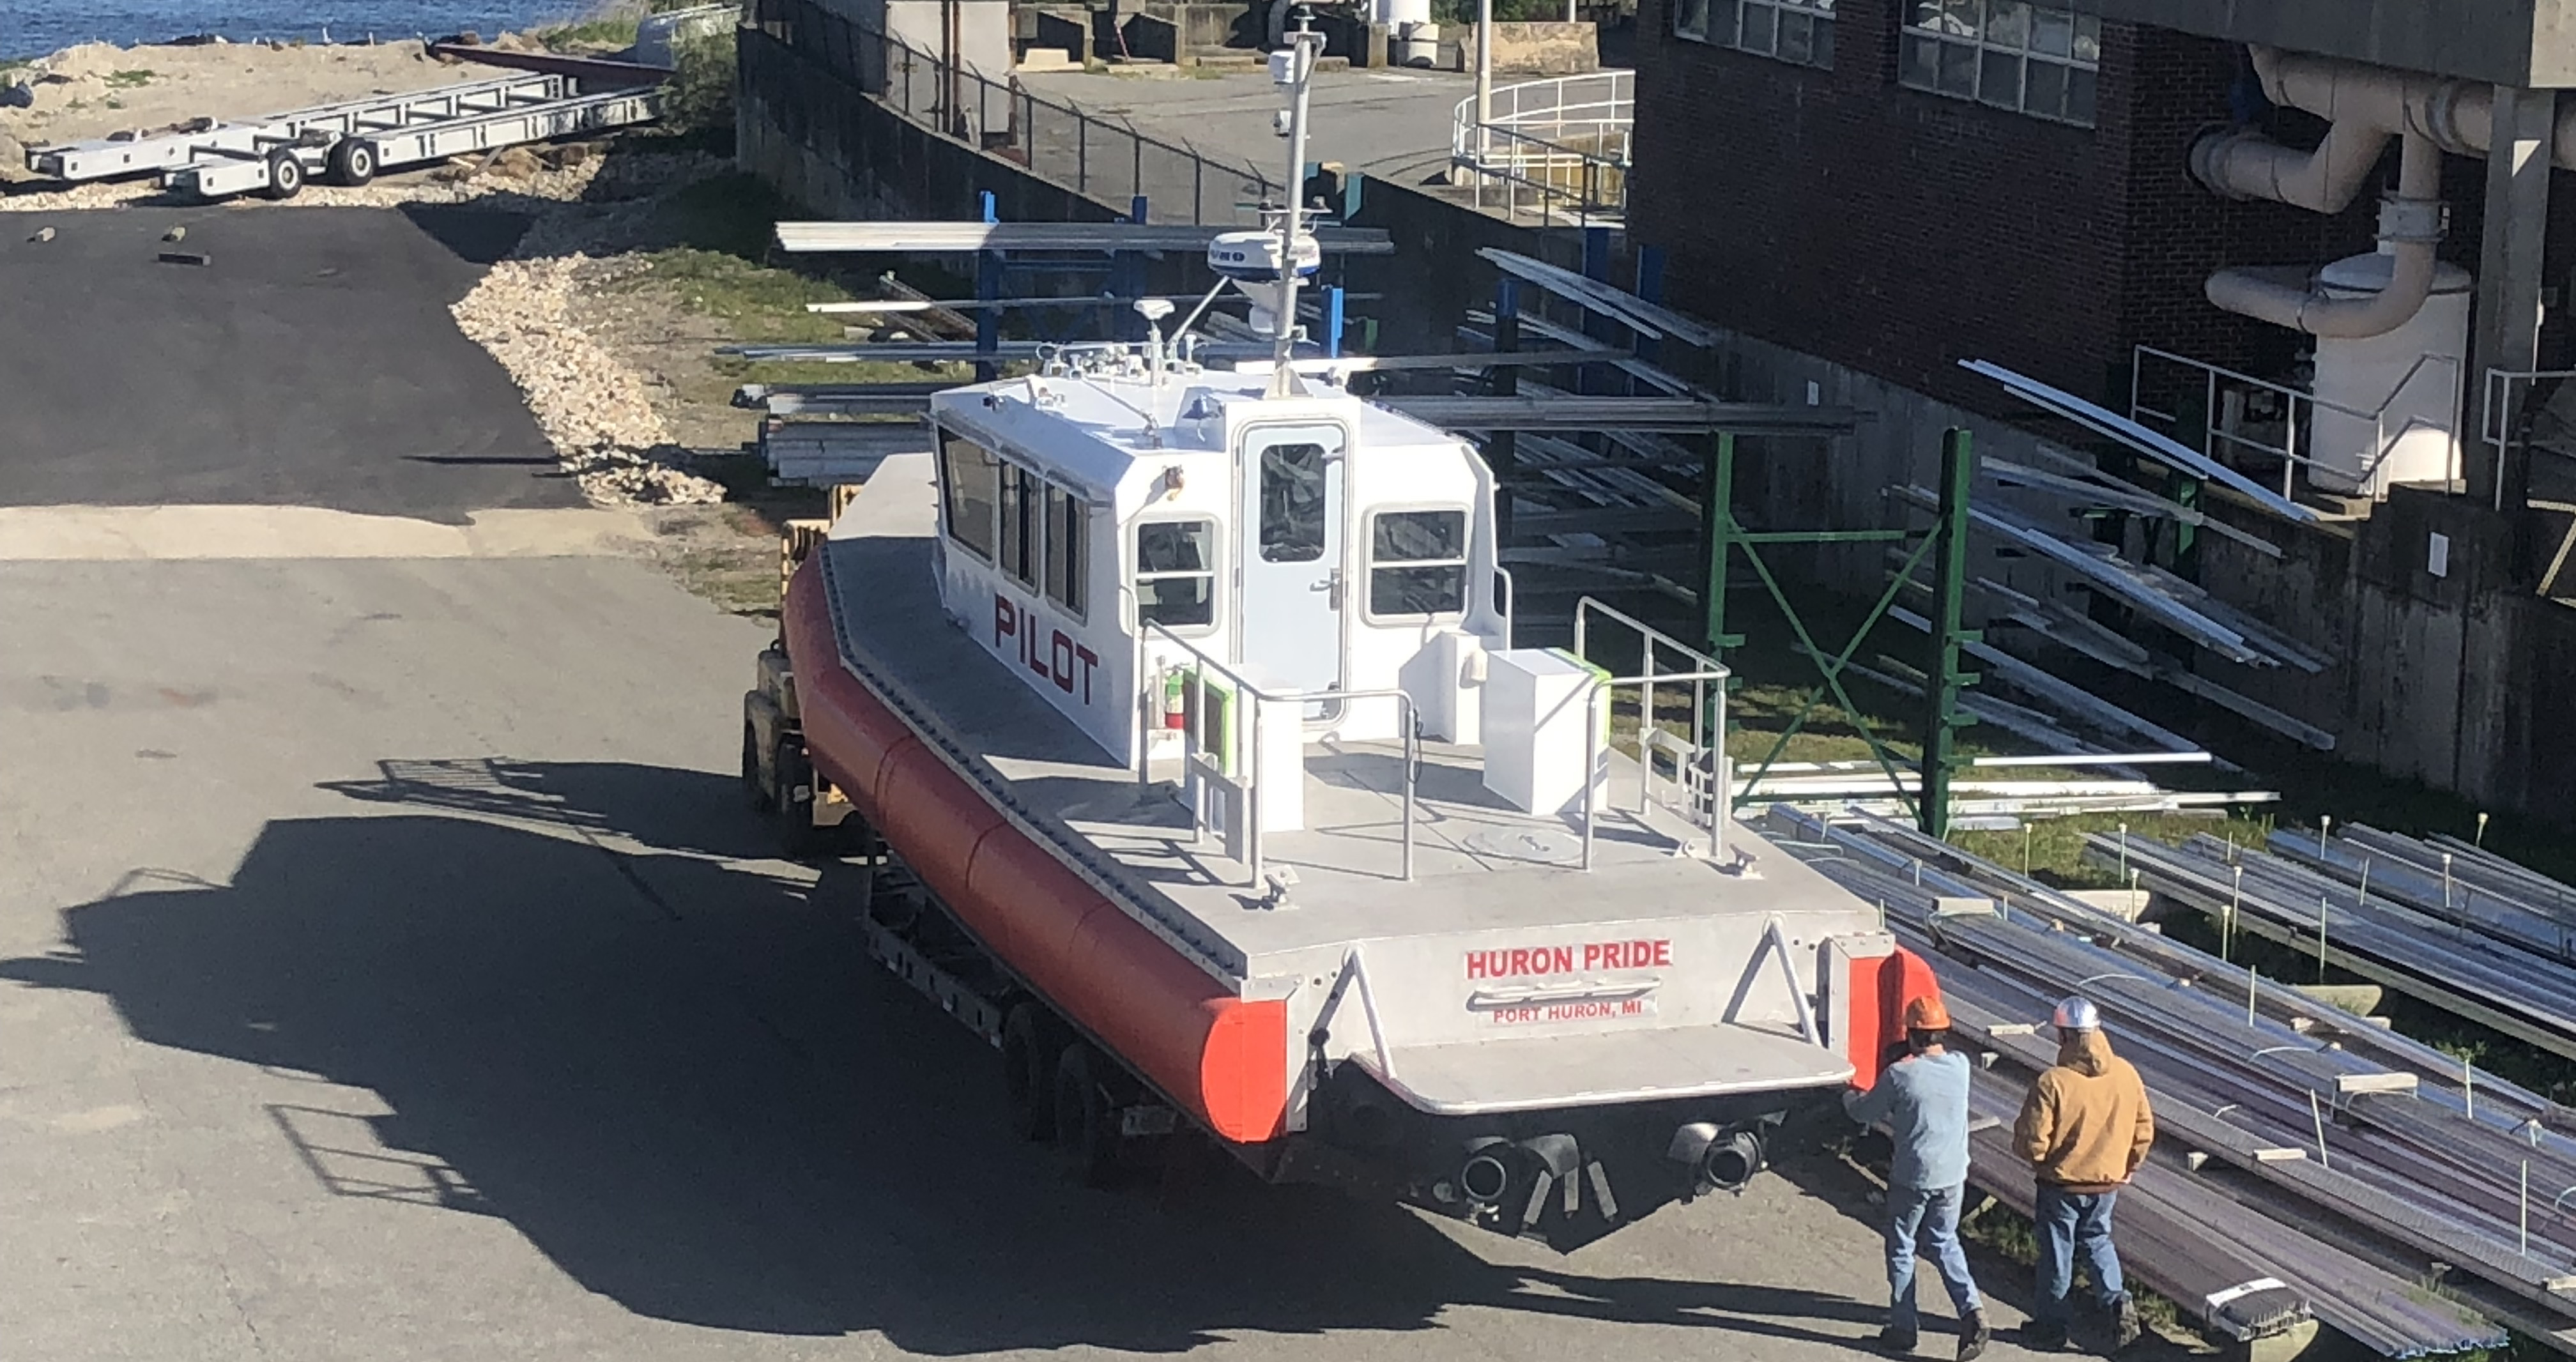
(0, 757, 2106, 1355)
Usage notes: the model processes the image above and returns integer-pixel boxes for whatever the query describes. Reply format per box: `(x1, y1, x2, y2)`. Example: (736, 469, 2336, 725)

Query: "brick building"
(1628, 0, 2576, 507)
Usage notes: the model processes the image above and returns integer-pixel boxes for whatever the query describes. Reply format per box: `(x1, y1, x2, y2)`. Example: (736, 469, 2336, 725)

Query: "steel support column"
(1490, 279, 1521, 542)
(1920, 429, 1981, 839)
(2474, 86, 2556, 511)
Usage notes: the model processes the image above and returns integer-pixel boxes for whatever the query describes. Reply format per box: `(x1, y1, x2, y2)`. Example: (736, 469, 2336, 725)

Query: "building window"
(1135, 520, 1217, 631)
(937, 430, 1000, 562)
(1674, 0, 1834, 68)
(1367, 510, 1469, 619)
(1044, 484, 1088, 618)
(1899, 0, 2098, 126)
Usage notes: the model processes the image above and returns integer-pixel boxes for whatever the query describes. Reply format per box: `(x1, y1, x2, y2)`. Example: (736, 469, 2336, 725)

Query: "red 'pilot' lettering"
(993, 592, 1100, 705)
(1466, 938, 1671, 979)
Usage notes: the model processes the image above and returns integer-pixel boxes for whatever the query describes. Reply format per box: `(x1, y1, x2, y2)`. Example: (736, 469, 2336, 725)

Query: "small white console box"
(1481, 648, 1608, 815)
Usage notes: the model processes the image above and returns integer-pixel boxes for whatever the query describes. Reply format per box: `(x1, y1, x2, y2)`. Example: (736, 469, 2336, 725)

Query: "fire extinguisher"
(1163, 669, 1188, 730)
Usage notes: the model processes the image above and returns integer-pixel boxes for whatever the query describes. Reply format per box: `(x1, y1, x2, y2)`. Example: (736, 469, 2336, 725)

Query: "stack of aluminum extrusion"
(2092, 827, 2576, 1061)
(1763, 807, 2529, 1358)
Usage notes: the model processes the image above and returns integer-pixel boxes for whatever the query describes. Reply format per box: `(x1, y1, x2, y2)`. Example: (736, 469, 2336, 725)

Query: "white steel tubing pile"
(1765, 807, 2523, 1356)
(2093, 830, 2576, 1059)
(2272, 823, 2576, 966)
(1836, 814, 2576, 1129)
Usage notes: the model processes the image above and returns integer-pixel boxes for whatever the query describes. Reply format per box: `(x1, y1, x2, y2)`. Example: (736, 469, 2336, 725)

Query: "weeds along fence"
(743, 0, 1280, 226)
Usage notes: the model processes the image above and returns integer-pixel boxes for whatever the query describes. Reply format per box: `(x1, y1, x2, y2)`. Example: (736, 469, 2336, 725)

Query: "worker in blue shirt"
(1846, 993, 1987, 1360)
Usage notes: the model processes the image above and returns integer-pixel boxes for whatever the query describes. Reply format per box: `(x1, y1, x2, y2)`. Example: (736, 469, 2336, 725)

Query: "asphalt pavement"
(0, 205, 2110, 1361)
(1016, 67, 1471, 185)
(0, 205, 572, 521)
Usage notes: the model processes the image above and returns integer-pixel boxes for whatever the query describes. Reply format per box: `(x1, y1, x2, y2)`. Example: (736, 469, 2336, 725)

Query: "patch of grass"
(663, 26, 737, 134)
(640, 250, 859, 342)
(102, 96, 124, 110)
(103, 68, 153, 88)
(537, 13, 643, 51)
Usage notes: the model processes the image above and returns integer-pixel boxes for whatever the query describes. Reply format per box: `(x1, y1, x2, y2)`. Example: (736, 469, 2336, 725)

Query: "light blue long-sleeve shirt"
(1844, 1050, 1973, 1190)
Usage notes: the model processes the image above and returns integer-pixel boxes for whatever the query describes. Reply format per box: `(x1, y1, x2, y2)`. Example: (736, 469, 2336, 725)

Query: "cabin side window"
(1135, 519, 1217, 632)
(1257, 442, 1329, 563)
(1366, 509, 1469, 619)
(938, 430, 1000, 562)
(1045, 484, 1088, 618)
(997, 462, 1039, 589)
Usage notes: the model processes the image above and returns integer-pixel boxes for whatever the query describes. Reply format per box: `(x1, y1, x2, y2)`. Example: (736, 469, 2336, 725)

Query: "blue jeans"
(1885, 1182, 1982, 1335)
(2034, 1184, 2126, 1333)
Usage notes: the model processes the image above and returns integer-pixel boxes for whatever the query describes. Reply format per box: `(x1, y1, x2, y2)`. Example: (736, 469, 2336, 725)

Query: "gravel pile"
(447, 153, 737, 507)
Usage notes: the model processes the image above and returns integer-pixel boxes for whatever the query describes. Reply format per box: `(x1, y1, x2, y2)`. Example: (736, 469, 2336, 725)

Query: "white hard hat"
(2053, 995, 2101, 1032)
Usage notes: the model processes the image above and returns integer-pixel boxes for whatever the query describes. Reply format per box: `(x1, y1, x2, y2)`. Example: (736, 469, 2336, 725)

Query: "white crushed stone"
(447, 153, 737, 508)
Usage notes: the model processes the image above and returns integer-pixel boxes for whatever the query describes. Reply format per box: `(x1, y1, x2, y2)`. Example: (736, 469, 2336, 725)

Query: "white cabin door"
(1238, 424, 1346, 712)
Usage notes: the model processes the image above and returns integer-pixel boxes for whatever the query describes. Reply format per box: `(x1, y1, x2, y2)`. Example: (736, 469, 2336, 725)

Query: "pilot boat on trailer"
(746, 29, 1934, 1250)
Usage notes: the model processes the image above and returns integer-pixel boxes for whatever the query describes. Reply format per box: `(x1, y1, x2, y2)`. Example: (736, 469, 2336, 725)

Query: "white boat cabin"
(924, 353, 1513, 779)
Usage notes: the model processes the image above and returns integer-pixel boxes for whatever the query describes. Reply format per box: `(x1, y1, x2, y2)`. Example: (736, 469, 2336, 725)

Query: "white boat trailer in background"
(23, 73, 663, 201)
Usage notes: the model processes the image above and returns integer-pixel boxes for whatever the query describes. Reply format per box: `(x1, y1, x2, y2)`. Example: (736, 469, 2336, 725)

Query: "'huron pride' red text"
(1465, 939, 1672, 979)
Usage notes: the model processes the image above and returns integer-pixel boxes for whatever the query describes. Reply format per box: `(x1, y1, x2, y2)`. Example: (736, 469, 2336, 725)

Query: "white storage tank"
(2308, 251, 2470, 498)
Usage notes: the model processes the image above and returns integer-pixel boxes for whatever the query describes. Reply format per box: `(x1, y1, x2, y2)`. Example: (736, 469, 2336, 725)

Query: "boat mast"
(1269, 17, 1321, 397)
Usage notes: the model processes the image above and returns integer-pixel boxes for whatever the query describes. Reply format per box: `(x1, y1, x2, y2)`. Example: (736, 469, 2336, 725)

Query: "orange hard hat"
(1904, 994, 1951, 1032)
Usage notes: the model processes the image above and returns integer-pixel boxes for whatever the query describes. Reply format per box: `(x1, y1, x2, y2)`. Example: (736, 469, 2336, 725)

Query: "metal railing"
(1571, 597, 1731, 870)
(2480, 366, 2576, 512)
(746, 0, 1279, 225)
(2129, 345, 2463, 503)
(1451, 70, 1630, 227)
(1133, 620, 1420, 889)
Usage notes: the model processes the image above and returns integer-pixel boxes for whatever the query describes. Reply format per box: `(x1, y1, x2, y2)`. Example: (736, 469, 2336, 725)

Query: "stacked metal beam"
(2096, 830, 2576, 1060)
(1763, 807, 2526, 1357)
(2273, 824, 2576, 967)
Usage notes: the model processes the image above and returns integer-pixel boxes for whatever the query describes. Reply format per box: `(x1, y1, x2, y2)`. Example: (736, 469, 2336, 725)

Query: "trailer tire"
(1053, 1043, 1121, 1188)
(740, 719, 772, 812)
(329, 137, 379, 187)
(770, 739, 826, 861)
(264, 149, 304, 199)
(1000, 1004, 1059, 1143)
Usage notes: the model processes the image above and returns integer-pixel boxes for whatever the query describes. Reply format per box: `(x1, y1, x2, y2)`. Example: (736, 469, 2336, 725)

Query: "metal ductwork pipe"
(2202, 132, 2446, 339)
(2188, 42, 2467, 339)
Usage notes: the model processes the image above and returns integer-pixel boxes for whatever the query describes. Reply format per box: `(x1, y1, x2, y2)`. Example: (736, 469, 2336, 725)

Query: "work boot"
(1956, 1308, 1989, 1362)
(2110, 1295, 2142, 1351)
(1876, 1325, 1919, 1354)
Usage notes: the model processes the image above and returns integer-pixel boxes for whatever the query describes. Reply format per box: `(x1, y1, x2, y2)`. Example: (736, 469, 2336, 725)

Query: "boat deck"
(818, 455, 1873, 984)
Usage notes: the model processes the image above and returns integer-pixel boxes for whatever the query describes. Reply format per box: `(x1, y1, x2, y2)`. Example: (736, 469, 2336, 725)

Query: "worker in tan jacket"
(2012, 996, 2153, 1354)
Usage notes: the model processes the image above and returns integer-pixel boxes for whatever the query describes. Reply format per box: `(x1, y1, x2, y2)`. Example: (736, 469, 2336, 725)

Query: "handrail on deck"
(1570, 597, 1732, 870)
(1133, 620, 1419, 888)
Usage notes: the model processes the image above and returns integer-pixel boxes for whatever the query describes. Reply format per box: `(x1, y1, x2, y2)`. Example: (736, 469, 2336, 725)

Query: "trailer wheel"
(740, 719, 772, 813)
(328, 137, 378, 187)
(1000, 1004, 1059, 1143)
(1053, 1043, 1121, 1188)
(770, 739, 826, 861)
(264, 149, 304, 200)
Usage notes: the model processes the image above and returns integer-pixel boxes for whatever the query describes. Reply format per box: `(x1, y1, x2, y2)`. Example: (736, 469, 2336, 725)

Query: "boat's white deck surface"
(820, 455, 1874, 991)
